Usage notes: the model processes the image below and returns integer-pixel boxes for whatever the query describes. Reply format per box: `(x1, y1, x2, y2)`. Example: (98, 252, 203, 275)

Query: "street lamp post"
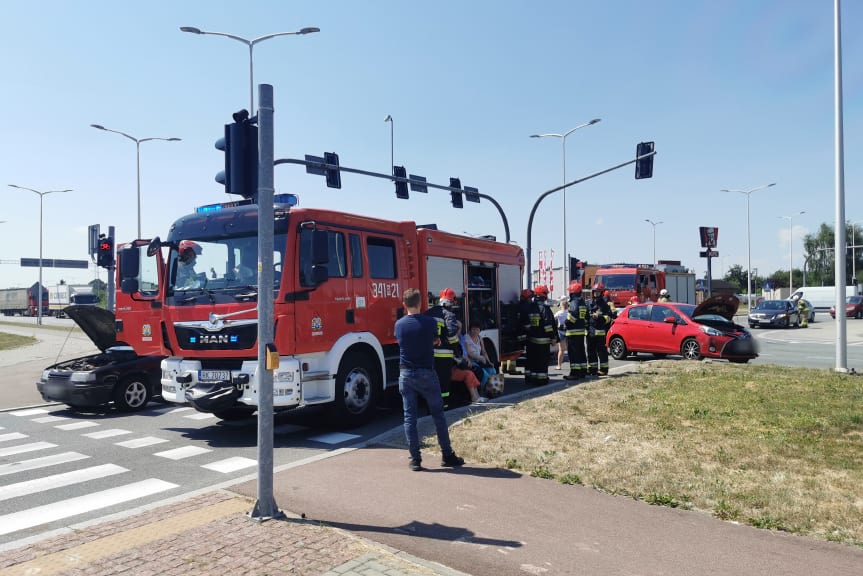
(530, 118, 601, 287)
(8, 184, 72, 325)
(384, 115, 393, 174)
(778, 210, 805, 294)
(180, 26, 320, 114)
(90, 125, 181, 238)
(721, 183, 777, 306)
(644, 219, 664, 265)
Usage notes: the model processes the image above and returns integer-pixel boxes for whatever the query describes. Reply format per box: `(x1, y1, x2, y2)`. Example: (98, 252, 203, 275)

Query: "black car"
(747, 299, 802, 329)
(36, 305, 164, 411)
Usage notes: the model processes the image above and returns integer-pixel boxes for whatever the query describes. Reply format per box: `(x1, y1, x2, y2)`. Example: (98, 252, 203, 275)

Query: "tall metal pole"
(834, 0, 847, 371)
(645, 219, 663, 265)
(251, 83, 280, 521)
(384, 115, 394, 174)
(721, 183, 776, 306)
(8, 185, 71, 325)
(530, 118, 601, 288)
(779, 211, 805, 294)
(90, 125, 181, 238)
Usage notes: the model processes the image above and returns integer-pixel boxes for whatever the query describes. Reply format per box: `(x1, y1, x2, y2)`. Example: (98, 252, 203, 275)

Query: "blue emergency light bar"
(195, 193, 299, 214)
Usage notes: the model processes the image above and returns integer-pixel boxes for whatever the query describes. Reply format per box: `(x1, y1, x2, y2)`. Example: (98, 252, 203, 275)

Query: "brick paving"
(0, 491, 464, 576)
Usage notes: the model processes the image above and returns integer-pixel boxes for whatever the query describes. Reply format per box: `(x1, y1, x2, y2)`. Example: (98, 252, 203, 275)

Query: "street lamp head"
(180, 26, 203, 34)
(90, 124, 106, 130)
(298, 27, 320, 34)
(589, 118, 601, 125)
(166, 137, 182, 142)
(384, 115, 392, 122)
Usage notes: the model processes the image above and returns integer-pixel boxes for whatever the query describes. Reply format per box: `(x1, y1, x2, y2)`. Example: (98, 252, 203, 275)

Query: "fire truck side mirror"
(312, 230, 329, 265)
(311, 265, 329, 285)
(147, 236, 162, 257)
(118, 246, 139, 281)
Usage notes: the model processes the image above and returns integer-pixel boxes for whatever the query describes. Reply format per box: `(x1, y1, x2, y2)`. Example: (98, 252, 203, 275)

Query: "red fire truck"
(116, 194, 524, 425)
(593, 264, 666, 308)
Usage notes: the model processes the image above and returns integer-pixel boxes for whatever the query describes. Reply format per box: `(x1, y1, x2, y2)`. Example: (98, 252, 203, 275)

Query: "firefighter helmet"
(534, 285, 549, 298)
(520, 289, 534, 301)
(592, 283, 604, 292)
(439, 287, 457, 306)
(178, 240, 202, 264)
(568, 281, 582, 295)
(603, 290, 611, 298)
(660, 288, 669, 297)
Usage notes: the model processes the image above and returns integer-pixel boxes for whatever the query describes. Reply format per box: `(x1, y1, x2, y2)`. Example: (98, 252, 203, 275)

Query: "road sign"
(699, 250, 719, 258)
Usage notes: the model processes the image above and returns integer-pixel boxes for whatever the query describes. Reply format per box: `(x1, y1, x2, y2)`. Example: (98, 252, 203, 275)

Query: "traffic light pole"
(106, 225, 116, 313)
(525, 149, 655, 289)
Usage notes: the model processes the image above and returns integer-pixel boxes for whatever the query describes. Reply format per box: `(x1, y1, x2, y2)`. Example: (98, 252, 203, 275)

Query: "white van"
(791, 286, 856, 311)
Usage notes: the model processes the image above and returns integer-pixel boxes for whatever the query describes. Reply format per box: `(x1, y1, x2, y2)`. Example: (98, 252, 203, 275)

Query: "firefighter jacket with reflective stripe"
(522, 299, 556, 345)
(565, 296, 589, 336)
(426, 305, 460, 358)
(588, 298, 612, 337)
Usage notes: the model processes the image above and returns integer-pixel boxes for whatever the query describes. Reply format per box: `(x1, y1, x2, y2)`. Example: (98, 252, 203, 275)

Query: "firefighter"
(425, 288, 462, 407)
(563, 281, 589, 381)
(504, 288, 533, 375)
(587, 283, 612, 376)
(521, 285, 556, 385)
(658, 288, 671, 302)
(795, 293, 809, 328)
(603, 289, 617, 319)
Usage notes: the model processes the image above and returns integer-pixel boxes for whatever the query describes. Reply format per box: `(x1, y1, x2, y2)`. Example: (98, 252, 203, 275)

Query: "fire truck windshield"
(595, 273, 635, 291)
(168, 234, 285, 293)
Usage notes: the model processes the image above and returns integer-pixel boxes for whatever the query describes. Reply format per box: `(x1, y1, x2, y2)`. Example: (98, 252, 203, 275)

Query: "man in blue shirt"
(395, 287, 465, 471)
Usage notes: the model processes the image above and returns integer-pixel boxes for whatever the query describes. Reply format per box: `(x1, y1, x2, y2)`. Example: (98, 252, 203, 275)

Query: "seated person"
(452, 335, 488, 404)
(461, 322, 497, 387)
(176, 241, 204, 289)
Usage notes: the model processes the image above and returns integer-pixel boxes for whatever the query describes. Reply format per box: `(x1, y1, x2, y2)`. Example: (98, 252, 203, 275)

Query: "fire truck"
(592, 264, 666, 308)
(116, 194, 524, 426)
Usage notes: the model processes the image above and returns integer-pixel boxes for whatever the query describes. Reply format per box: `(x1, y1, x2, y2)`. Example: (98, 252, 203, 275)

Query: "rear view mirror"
(147, 237, 162, 257)
(663, 316, 677, 324)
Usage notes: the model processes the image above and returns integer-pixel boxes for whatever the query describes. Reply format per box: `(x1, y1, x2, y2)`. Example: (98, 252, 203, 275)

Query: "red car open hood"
(692, 294, 740, 321)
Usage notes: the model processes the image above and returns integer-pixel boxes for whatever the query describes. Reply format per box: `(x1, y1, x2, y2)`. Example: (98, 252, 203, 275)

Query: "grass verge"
(438, 361, 863, 547)
(0, 332, 38, 351)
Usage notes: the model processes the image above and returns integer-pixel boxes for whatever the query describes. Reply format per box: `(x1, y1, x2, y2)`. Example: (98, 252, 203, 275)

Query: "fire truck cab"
(116, 194, 524, 426)
(593, 264, 666, 309)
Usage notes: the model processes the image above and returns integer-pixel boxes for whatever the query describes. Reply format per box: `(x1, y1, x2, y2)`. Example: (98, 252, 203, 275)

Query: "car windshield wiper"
(177, 288, 216, 304)
(234, 287, 258, 300)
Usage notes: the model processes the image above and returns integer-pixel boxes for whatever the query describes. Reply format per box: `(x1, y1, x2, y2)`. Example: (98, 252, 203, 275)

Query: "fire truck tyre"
(680, 338, 702, 361)
(213, 406, 256, 420)
(331, 351, 378, 428)
(114, 375, 152, 412)
(608, 336, 628, 360)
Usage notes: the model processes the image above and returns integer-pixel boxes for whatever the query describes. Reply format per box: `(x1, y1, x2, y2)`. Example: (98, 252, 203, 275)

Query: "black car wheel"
(680, 338, 702, 360)
(114, 375, 152, 412)
(608, 336, 628, 360)
(856, 310, 862, 320)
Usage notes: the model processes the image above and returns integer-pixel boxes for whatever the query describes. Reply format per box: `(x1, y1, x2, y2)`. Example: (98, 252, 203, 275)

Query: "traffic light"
(215, 110, 258, 198)
(449, 177, 463, 209)
(324, 152, 341, 189)
(635, 141, 655, 179)
(393, 165, 409, 199)
(97, 235, 114, 268)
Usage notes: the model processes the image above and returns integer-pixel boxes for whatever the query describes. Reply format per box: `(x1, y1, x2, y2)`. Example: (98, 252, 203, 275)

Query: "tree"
(723, 264, 746, 293)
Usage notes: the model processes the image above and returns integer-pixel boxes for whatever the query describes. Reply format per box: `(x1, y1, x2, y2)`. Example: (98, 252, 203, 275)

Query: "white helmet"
(660, 289, 669, 297)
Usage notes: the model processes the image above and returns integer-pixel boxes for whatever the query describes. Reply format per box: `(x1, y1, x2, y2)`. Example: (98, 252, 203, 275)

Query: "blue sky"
(1, 0, 860, 298)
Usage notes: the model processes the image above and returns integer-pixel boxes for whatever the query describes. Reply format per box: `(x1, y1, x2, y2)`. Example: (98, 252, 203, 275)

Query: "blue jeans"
(399, 367, 454, 461)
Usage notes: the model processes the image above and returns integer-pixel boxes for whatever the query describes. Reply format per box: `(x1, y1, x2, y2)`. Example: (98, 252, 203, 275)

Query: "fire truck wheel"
(331, 351, 379, 428)
(114, 375, 152, 412)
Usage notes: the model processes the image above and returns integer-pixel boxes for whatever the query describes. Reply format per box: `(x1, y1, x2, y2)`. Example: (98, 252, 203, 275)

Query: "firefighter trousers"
(587, 335, 609, 376)
(566, 334, 587, 379)
(525, 341, 551, 385)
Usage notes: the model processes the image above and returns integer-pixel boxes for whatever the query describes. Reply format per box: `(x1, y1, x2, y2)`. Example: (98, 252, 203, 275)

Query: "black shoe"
(441, 452, 465, 467)
(409, 458, 423, 472)
(563, 374, 579, 381)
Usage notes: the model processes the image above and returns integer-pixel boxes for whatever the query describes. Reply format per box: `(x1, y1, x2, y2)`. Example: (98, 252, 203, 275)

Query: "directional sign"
(304, 154, 325, 176)
(21, 258, 90, 268)
(699, 250, 719, 258)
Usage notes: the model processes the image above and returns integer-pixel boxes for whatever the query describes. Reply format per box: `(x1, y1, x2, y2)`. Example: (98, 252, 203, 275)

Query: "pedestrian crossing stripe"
(0, 432, 27, 443)
(81, 429, 133, 439)
(8, 408, 49, 417)
(115, 437, 169, 449)
(202, 457, 257, 473)
(0, 442, 56, 458)
(0, 464, 128, 502)
(55, 421, 99, 431)
(0, 452, 89, 477)
(0, 478, 178, 537)
(154, 446, 212, 460)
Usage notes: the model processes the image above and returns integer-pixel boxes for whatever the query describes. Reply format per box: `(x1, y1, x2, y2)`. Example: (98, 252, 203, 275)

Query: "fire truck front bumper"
(184, 382, 243, 413)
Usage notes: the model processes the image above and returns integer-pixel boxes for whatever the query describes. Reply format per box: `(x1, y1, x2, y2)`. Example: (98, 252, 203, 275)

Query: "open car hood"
(63, 305, 116, 352)
(692, 294, 739, 322)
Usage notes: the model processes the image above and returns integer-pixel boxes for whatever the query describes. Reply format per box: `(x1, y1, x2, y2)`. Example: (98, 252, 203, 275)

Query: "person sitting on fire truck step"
(176, 240, 203, 289)
(425, 288, 461, 408)
(452, 336, 488, 404)
(522, 285, 556, 386)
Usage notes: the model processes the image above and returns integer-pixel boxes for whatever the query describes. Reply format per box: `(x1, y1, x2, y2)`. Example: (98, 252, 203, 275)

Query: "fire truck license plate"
(198, 370, 230, 382)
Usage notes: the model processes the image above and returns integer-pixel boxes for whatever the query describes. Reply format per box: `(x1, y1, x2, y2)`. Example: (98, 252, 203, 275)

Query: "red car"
(606, 295, 758, 363)
(829, 295, 863, 319)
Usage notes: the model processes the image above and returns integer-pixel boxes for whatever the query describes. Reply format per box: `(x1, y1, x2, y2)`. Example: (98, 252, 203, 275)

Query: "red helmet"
(534, 285, 549, 298)
(520, 289, 534, 301)
(178, 240, 201, 263)
(592, 282, 604, 292)
(568, 281, 582, 295)
(603, 290, 611, 298)
(439, 288, 456, 302)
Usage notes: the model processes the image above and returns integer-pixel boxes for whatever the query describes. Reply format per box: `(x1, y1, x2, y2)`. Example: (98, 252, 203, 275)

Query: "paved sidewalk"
(0, 490, 466, 576)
